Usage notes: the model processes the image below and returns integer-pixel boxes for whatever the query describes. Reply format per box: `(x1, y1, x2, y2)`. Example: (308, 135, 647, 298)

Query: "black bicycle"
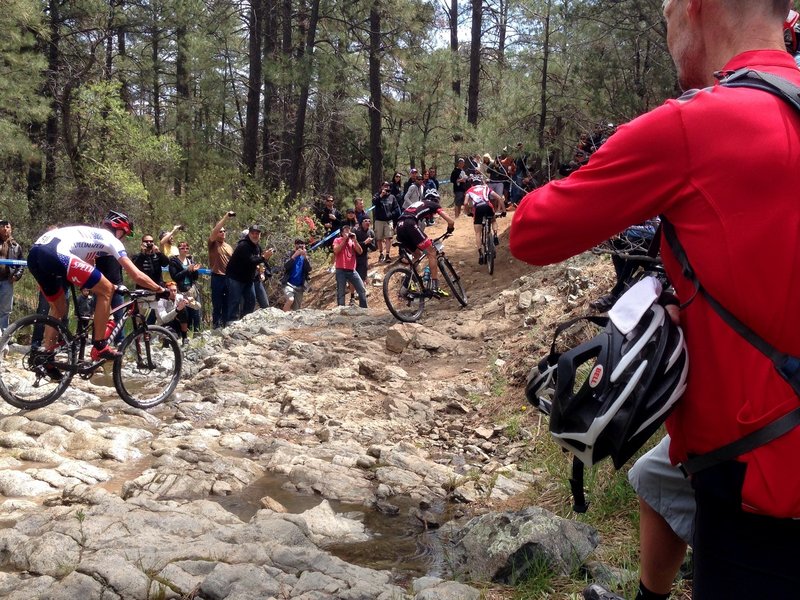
(481, 213, 505, 275)
(0, 286, 182, 410)
(383, 232, 467, 322)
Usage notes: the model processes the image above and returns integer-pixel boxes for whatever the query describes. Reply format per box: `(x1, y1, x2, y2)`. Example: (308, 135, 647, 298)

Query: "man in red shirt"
(333, 224, 367, 308)
(511, 2, 800, 598)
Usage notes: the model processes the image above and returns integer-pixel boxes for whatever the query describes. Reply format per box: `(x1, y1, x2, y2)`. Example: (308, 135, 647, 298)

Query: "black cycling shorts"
(472, 202, 494, 225)
(396, 219, 432, 252)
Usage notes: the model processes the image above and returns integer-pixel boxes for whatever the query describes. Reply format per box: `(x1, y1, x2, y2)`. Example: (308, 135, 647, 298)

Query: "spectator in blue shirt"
(282, 239, 312, 311)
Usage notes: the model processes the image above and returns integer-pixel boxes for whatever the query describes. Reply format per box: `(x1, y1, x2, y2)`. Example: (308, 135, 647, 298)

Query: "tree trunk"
(449, 0, 460, 96)
(286, 0, 320, 200)
(497, 0, 506, 67)
(262, 0, 278, 184)
(151, 26, 161, 135)
(243, 0, 263, 177)
(536, 0, 551, 154)
(174, 23, 190, 195)
(467, 0, 481, 125)
(367, 0, 384, 192)
(44, 0, 60, 188)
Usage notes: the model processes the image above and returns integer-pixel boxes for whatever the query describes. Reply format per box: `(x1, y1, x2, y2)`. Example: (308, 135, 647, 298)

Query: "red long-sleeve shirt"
(510, 50, 800, 517)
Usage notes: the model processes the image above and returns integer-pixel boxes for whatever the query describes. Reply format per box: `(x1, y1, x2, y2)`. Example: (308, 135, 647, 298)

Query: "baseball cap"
(410, 168, 418, 174)
(0, 219, 8, 226)
(249, 224, 263, 232)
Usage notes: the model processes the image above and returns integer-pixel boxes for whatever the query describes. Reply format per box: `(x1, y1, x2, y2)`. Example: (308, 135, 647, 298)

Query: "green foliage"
(0, 0, 48, 160)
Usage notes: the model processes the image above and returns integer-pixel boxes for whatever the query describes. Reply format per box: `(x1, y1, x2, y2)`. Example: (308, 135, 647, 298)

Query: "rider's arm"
(120, 257, 162, 291)
(438, 210, 455, 228)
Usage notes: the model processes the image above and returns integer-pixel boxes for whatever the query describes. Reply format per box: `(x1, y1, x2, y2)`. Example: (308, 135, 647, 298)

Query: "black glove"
(156, 287, 171, 299)
(447, 225, 455, 234)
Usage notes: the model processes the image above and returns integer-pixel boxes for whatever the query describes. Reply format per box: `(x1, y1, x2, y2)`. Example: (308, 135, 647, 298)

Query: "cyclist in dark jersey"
(395, 189, 455, 297)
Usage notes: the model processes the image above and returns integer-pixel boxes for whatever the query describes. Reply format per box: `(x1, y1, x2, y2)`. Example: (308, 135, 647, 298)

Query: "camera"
(186, 254, 193, 261)
(178, 225, 185, 231)
(228, 211, 236, 217)
(349, 232, 356, 238)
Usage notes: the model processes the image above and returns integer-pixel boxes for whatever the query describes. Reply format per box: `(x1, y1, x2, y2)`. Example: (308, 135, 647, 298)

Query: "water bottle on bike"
(422, 266, 431, 289)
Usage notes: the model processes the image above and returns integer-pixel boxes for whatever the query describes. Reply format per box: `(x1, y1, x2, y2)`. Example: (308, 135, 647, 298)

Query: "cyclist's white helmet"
(424, 188, 441, 203)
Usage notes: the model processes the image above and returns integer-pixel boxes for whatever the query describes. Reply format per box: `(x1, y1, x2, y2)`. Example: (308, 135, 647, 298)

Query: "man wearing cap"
(0, 220, 24, 332)
(281, 239, 312, 311)
(208, 211, 235, 328)
(225, 224, 274, 322)
(402, 168, 418, 198)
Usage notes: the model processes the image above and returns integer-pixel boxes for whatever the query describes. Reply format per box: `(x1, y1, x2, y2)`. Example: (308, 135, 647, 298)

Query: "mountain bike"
(0, 285, 182, 410)
(481, 212, 504, 275)
(383, 232, 467, 323)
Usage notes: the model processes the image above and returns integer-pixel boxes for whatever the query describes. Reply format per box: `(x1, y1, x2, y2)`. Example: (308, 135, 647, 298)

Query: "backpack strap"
(720, 68, 800, 112)
(660, 217, 800, 475)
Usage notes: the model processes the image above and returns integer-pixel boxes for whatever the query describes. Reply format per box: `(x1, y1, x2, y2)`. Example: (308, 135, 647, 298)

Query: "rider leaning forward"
(26, 211, 166, 368)
(465, 174, 505, 265)
(394, 188, 455, 297)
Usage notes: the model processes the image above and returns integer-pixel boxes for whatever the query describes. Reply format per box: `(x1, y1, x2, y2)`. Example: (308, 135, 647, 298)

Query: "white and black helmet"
(529, 292, 688, 470)
(424, 188, 441, 203)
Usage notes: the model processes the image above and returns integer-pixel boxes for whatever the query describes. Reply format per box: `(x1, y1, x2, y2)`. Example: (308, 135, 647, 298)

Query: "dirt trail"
(305, 209, 534, 315)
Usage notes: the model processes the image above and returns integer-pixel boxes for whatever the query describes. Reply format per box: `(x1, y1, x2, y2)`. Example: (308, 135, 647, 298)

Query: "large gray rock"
(439, 506, 599, 584)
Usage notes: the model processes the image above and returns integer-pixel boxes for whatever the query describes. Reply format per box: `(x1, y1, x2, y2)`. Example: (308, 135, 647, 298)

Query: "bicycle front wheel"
(383, 266, 425, 322)
(438, 257, 467, 306)
(0, 314, 75, 410)
(112, 326, 182, 409)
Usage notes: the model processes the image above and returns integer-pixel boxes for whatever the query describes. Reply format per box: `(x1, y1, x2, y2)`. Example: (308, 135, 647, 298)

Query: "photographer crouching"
(155, 282, 201, 346)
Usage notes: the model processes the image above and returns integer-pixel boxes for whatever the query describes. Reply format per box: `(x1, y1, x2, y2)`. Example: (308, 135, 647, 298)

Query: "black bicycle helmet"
(102, 210, 134, 236)
(468, 174, 483, 186)
(545, 298, 688, 469)
(424, 188, 441, 203)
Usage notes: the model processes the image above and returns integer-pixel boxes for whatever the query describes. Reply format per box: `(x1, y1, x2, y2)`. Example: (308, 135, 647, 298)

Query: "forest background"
(0, 0, 716, 250)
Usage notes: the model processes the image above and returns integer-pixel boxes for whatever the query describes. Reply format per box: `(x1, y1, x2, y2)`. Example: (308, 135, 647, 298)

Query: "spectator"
(208, 211, 235, 329)
(132, 233, 169, 324)
(296, 208, 318, 245)
(226, 224, 274, 322)
(168, 241, 202, 334)
(425, 167, 439, 190)
(500, 150, 516, 201)
(0, 219, 24, 331)
(354, 197, 368, 225)
(333, 225, 367, 308)
(353, 216, 376, 304)
(372, 181, 401, 263)
(558, 149, 589, 178)
(343, 208, 358, 229)
(389, 173, 403, 199)
(450, 158, 468, 219)
(75, 288, 95, 321)
(403, 172, 425, 208)
(159, 225, 183, 258)
(155, 281, 197, 346)
(317, 195, 342, 242)
(479, 153, 492, 178)
(487, 156, 509, 199)
(402, 168, 418, 198)
(282, 239, 312, 311)
(467, 154, 481, 175)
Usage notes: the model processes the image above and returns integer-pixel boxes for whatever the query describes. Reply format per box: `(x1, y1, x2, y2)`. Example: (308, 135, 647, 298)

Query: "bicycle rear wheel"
(383, 266, 425, 322)
(0, 315, 75, 410)
(438, 257, 467, 306)
(485, 222, 496, 275)
(112, 326, 182, 409)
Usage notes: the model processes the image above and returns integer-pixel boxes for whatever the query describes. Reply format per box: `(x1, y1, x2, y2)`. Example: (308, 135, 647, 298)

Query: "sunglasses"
(143, 240, 154, 244)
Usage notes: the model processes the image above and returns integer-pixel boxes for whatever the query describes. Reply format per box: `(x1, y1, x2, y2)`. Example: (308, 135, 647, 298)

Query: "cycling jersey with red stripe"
(33, 226, 128, 288)
(398, 199, 443, 222)
(465, 185, 494, 207)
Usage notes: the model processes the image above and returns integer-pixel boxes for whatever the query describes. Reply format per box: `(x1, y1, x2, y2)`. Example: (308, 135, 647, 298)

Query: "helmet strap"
(569, 456, 589, 513)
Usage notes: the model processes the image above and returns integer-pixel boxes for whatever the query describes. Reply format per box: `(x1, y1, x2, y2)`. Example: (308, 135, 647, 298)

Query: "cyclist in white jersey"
(465, 175, 505, 264)
(27, 211, 166, 363)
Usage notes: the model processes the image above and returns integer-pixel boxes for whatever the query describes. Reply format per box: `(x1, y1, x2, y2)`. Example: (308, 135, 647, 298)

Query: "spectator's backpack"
(661, 68, 800, 476)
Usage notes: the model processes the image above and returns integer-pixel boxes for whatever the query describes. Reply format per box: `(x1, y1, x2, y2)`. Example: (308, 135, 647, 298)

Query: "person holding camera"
(155, 281, 200, 346)
(281, 239, 312, 311)
(352, 217, 376, 303)
(225, 224, 274, 322)
(132, 233, 170, 324)
(333, 225, 367, 308)
(168, 241, 202, 334)
(208, 210, 235, 328)
(159, 224, 184, 259)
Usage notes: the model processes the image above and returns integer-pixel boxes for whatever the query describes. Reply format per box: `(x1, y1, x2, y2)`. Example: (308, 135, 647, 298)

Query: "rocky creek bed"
(0, 264, 605, 600)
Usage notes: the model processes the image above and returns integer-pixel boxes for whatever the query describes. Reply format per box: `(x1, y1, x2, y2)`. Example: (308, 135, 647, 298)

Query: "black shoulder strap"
(661, 215, 800, 475)
(720, 68, 800, 112)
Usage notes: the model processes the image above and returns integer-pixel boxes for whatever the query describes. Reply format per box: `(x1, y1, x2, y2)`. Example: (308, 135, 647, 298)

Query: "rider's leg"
(425, 245, 439, 283)
(43, 293, 68, 350)
(90, 276, 115, 344)
(473, 224, 482, 250)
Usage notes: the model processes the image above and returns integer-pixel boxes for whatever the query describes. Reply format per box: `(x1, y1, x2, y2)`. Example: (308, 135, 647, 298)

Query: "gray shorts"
(628, 435, 695, 545)
(374, 220, 394, 240)
(283, 283, 304, 310)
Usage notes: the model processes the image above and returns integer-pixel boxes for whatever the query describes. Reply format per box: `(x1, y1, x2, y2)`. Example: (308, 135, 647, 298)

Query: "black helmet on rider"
(530, 289, 688, 469)
(424, 188, 441, 203)
(102, 210, 134, 237)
